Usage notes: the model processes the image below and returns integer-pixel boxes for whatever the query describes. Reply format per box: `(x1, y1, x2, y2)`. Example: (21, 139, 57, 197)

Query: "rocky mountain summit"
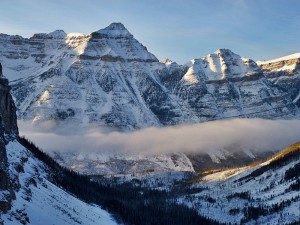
(162, 49, 299, 122)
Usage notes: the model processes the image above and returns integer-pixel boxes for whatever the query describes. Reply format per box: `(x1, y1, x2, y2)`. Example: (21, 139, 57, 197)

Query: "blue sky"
(0, 0, 299, 64)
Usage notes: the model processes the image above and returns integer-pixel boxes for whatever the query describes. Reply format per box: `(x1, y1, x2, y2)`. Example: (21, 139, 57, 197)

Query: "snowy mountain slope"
(258, 53, 300, 107)
(186, 148, 272, 172)
(51, 151, 194, 175)
(1, 141, 117, 225)
(182, 142, 300, 224)
(257, 53, 300, 66)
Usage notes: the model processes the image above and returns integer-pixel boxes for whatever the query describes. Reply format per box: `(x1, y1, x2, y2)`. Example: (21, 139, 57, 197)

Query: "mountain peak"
(161, 58, 173, 64)
(31, 30, 67, 39)
(95, 22, 133, 38)
(214, 48, 235, 56)
(48, 30, 67, 39)
(106, 22, 127, 30)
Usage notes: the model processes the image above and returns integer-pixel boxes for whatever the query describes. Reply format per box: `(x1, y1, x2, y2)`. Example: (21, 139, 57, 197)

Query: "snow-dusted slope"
(257, 53, 300, 65)
(258, 53, 300, 107)
(182, 142, 300, 224)
(51, 151, 194, 175)
(0, 74, 19, 213)
(1, 141, 117, 225)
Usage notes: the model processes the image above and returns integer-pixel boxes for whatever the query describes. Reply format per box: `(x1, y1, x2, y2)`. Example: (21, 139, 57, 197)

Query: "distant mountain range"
(1, 23, 300, 175)
(0, 22, 299, 131)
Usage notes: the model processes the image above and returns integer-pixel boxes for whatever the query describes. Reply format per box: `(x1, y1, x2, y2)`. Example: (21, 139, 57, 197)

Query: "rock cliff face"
(0, 68, 18, 212)
(0, 23, 298, 131)
(0, 122, 12, 212)
(257, 53, 300, 107)
(0, 78, 18, 134)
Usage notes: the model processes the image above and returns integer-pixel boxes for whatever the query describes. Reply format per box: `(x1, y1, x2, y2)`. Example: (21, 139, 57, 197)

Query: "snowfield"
(1, 141, 117, 225)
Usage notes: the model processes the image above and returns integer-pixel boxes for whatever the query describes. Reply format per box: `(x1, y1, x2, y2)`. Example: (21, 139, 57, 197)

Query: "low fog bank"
(18, 119, 300, 155)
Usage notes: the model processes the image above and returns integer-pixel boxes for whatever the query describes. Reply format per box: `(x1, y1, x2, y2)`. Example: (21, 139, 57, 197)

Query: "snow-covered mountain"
(162, 49, 299, 121)
(2, 23, 180, 130)
(0, 23, 298, 131)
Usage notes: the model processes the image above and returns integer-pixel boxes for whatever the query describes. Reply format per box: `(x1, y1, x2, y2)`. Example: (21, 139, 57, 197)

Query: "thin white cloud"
(18, 119, 300, 155)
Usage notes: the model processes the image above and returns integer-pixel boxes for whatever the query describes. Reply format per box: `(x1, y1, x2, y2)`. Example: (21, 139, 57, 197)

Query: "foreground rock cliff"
(0, 66, 18, 212)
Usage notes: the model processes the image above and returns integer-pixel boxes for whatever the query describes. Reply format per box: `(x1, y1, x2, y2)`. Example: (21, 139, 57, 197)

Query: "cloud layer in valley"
(18, 119, 300, 155)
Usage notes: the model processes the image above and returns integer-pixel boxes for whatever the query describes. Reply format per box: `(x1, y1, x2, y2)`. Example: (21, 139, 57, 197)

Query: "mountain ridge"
(257, 52, 300, 107)
(1, 23, 298, 130)
(182, 141, 300, 224)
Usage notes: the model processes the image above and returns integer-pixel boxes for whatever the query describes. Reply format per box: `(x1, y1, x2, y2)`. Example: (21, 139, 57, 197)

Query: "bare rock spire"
(0, 63, 2, 77)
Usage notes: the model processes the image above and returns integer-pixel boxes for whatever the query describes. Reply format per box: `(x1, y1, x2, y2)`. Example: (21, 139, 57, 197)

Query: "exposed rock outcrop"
(258, 53, 300, 107)
(0, 78, 18, 135)
(0, 64, 18, 212)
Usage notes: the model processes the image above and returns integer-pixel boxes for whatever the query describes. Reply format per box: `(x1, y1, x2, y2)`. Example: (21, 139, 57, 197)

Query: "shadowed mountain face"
(0, 23, 298, 131)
